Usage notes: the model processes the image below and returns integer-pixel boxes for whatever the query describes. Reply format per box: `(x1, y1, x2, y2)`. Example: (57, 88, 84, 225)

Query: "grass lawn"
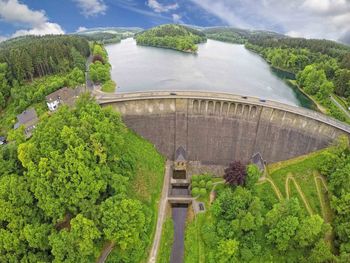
(184, 212, 208, 263)
(156, 217, 174, 263)
(267, 150, 330, 217)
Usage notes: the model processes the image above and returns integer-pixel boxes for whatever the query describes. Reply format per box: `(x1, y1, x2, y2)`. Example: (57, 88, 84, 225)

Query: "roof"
(16, 108, 38, 126)
(46, 87, 76, 103)
(175, 146, 187, 162)
(251, 152, 265, 170)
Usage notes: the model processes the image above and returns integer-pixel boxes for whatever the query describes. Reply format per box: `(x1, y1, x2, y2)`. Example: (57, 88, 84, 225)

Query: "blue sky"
(0, 0, 350, 44)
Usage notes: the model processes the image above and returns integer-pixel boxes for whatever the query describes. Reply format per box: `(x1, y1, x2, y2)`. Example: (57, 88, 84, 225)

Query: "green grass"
(156, 218, 174, 263)
(108, 130, 166, 262)
(184, 213, 207, 263)
(101, 80, 116, 93)
(333, 94, 349, 111)
(267, 150, 330, 217)
(269, 151, 325, 197)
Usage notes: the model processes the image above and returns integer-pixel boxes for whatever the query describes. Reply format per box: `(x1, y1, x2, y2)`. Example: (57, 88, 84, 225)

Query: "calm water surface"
(106, 38, 313, 108)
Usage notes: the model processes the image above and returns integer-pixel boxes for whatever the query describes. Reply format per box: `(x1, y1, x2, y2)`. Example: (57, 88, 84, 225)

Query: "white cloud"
(0, 0, 65, 39)
(73, 0, 107, 17)
(76, 26, 88, 32)
(147, 0, 178, 13)
(0, 0, 47, 26)
(12, 22, 64, 37)
(189, 0, 350, 43)
(0, 35, 7, 42)
(172, 14, 182, 23)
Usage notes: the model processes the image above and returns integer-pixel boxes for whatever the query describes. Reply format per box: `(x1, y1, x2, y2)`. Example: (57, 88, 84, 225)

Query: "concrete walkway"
(148, 160, 172, 263)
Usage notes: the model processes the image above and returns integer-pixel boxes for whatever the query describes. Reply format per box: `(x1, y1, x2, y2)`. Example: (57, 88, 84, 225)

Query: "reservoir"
(106, 38, 313, 108)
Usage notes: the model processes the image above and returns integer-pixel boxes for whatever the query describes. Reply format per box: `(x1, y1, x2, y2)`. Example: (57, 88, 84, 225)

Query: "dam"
(96, 91, 350, 173)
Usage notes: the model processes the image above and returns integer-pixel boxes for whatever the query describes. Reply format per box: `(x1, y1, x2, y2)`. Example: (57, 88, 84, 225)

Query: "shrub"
(192, 187, 200, 197)
(191, 175, 200, 182)
(199, 188, 207, 196)
(224, 161, 247, 186)
(199, 180, 206, 188)
(192, 181, 199, 188)
(101, 80, 116, 93)
(206, 180, 213, 191)
(202, 174, 212, 181)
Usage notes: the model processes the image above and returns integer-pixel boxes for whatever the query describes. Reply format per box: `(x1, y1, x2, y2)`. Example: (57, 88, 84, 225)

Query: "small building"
(45, 87, 78, 111)
(14, 108, 39, 138)
(251, 152, 265, 171)
(0, 136, 6, 145)
(174, 146, 187, 179)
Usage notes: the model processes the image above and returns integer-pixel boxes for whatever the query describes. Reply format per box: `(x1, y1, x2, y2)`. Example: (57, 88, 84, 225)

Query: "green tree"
(89, 61, 111, 83)
(49, 214, 101, 263)
(295, 215, 328, 247)
(100, 197, 146, 250)
(245, 164, 261, 190)
(215, 239, 239, 263)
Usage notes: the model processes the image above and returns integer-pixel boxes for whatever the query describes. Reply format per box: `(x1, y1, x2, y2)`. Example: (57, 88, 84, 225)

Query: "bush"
(192, 187, 200, 197)
(201, 174, 212, 181)
(192, 181, 199, 188)
(199, 180, 206, 188)
(191, 175, 200, 182)
(199, 188, 207, 196)
(206, 180, 213, 191)
(101, 80, 116, 93)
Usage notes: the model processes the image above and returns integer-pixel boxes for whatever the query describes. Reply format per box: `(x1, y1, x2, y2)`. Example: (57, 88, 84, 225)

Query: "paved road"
(330, 95, 350, 119)
(148, 160, 172, 263)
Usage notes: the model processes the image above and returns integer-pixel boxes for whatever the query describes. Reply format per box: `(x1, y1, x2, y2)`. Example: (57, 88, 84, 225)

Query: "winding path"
(285, 173, 314, 215)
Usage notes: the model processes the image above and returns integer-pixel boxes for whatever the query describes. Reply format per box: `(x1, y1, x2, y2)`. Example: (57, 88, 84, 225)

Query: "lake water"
(106, 38, 313, 108)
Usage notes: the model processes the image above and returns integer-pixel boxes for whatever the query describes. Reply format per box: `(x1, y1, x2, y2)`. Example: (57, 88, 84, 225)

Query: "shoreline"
(135, 42, 198, 54)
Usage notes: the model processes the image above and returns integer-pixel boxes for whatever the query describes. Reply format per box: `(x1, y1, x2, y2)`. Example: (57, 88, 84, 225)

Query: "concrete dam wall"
(97, 91, 350, 167)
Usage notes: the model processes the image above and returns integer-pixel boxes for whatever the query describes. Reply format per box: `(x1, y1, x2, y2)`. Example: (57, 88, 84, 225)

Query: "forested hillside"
(0, 96, 165, 262)
(203, 27, 285, 44)
(0, 35, 89, 135)
(0, 35, 89, 114)
(0, 35, 89, 82)
(135, 24, 207, 53)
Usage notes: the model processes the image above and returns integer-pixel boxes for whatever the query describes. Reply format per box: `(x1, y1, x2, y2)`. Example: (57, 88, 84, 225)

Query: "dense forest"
(203, 27, 350, 122)
(0, 35, 89, 112)
(135, 24, 207, 53)
(182, 137, 350, 262)
(0, 96, 165, 262)
(77, 32, 123, 44)
(203, 27, 285, 45)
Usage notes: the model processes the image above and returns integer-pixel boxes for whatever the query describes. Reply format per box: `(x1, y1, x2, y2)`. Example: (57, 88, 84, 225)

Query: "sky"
(0, 0, 349, 44)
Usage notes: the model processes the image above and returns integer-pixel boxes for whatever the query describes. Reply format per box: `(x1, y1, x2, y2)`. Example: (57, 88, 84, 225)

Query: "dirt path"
(266, 178, 283, 200)
(285, 173, 314, 215)
(96, 241, 115, 263)
(148, 160, 171, 263)
(257, 177, 283, 201)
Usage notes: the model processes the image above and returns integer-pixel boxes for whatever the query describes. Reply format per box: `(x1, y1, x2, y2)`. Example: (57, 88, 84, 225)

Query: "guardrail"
(95, 91, 350, 134)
